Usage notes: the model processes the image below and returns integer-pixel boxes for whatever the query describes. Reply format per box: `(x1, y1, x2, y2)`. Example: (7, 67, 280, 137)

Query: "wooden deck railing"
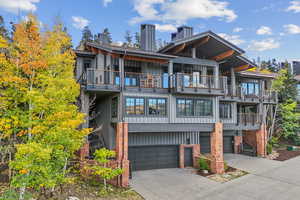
(237, 113, 261, 126)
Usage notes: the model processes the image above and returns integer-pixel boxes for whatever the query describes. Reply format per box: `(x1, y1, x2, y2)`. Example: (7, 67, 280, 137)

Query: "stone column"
(115, 122, 129, 187)
(234, 135, 243, 154)
(256, 124, 267, 157)
(210, 122, 225, 174)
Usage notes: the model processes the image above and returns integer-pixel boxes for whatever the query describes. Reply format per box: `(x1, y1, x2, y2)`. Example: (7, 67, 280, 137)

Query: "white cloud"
(256, 26, 272, 35)
(155, 24, 177, 32)
(72, 16, 90, 30)
(284, 24, 300, 34)
(0, 0, 40, 13)
(286, 1, 300, 13)
(130, 0, 237, 24)
(103, 0, 112, 7)
(218, 33, 245, 45)
(233, 27, 243, 33)
(248, 38, 280, 52)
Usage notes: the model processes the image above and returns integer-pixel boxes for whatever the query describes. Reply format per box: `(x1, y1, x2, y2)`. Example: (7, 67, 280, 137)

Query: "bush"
(0, 189, 33, 200)
(224, 161, 229, 171)
(267, 143, 273, 155)
(198, 157, 210, 171)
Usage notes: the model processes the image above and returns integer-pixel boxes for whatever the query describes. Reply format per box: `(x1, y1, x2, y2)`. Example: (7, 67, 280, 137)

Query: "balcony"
(84, 68, 169, 92)
(171, 73, 227, 95)
(85, 68, 121, 91)
(123, 72, 169, 93)
(222, 86, 277, 103)
(237, 113, 261, 129)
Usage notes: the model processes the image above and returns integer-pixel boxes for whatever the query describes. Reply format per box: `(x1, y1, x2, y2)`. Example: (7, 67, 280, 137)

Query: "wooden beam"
(211, 50, 235, 61)
(193, 36, 210, 48)
(124, 55, 168, 64)
(234, 64, 250, 72)
(172, 43, 186, 54)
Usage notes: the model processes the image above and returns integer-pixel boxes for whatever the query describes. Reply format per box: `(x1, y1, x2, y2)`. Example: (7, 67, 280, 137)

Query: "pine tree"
(103, 28, 112, 43)
(124, 30, 132, 47)
(0, 16, 9, 40)
(81, 26, 93, 42)
(134, 32, 140, 48)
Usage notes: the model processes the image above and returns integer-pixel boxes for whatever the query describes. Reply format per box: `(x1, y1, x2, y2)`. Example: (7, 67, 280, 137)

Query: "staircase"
(241, 142, 256, 156)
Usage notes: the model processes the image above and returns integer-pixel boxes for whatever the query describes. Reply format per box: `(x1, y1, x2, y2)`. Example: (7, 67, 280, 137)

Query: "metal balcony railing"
(124, 72, 168, 89)
(237, 113, 261, 126)
(86, 68, 121, 87)
(171, 73, 227, 91)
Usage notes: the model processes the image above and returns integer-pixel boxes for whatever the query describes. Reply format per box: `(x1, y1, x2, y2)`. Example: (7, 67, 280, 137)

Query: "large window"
(297, 84, 300, 96)
(219, 103, 232, 119)
(125, 97, 145, 115)
(148, 98, 167, 116)
(111, 97, 118, 118)
(177, 98, 213, 117)
(241, 82, 260, 96)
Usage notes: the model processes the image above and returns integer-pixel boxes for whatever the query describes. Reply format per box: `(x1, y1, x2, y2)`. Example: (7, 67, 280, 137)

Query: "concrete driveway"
(130, 154, 300, 200)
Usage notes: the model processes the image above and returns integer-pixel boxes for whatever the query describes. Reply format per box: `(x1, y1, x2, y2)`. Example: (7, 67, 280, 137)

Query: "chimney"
(172, 26, 193, 41)
(141, 24, 156, 51)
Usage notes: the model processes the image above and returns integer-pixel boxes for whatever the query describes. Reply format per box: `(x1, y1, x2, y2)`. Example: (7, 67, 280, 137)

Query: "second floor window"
(148, 98, 167, 116)
(125, 97, 144, 116)
(241, 82, 260, 96)
(177, 98, 213, 117)
(219, 103, 232, 119)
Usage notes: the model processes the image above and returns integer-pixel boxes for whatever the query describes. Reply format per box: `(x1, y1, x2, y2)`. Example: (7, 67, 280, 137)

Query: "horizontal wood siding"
(129, 132, 209, 146)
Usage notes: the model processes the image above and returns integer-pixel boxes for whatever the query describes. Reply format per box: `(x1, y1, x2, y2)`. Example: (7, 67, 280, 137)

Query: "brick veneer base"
(210, 122, 225, 174)
(179, 144, 200, 168)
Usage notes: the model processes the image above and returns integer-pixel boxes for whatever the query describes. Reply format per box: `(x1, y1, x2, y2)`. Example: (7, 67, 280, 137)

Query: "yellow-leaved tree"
(0, 15, 90, 199)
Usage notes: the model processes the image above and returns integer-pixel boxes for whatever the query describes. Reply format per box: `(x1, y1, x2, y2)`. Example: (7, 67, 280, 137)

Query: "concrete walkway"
(130, 154, 300, 200)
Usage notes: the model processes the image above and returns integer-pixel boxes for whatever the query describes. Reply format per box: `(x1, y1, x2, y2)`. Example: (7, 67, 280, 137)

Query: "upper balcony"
(170, 73, 227, 95)
(221, 85, 277, 104)
(84, 68, 169, 93)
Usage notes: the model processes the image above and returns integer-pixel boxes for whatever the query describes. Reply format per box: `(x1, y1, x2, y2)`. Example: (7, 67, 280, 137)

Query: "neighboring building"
(291, 60, 300, 75)
(75, 24, 277, 186)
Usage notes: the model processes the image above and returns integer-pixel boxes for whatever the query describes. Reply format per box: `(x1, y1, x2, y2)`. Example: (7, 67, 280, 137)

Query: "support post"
(210, 122, 224, 174)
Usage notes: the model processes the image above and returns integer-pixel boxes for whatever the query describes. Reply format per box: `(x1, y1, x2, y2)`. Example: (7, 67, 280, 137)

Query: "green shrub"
(267, 143, 273, 155)
(224, 161, 229, 171)
(0, 189, 33, 200)
(198, 157, 210, 171)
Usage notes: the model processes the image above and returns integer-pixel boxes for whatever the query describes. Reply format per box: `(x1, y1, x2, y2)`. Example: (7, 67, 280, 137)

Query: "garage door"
(223, 136, 234, 153)
(200, 136, 211, 153)
(128, 145, 179, 171)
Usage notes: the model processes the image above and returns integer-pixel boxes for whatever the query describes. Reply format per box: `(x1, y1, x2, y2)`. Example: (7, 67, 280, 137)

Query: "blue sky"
(1, 0, 300, 61)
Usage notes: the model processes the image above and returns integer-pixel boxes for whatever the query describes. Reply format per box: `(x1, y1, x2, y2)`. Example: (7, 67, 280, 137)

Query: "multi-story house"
(75, 25, 277, 186)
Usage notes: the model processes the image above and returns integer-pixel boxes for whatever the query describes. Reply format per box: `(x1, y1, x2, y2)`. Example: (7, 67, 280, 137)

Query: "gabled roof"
(158, 31, 245, 55)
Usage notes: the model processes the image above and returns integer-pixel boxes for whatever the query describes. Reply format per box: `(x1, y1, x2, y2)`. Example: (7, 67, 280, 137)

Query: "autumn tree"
(0, 15, 90, 199)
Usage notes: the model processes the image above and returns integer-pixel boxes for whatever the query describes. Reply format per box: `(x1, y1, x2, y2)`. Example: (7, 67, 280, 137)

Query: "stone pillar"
(234, 136, 243, 154)
(115, 122, 129, 187)
(179, 144, 200, 168)
(256, 124, 267, 157)
(210, 122, 224, 174)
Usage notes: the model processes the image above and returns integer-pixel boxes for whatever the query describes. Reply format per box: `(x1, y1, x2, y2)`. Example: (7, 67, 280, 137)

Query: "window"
(241, 82, 260, 96)
(148, 98, 167, 116)
(83, 59, 91, 69)
(219, 103, 232, 119)
(111, 97, 118, 118)
(125, 97, 144, 115)
(177, 98, 213, 117)
(195, 99, 212, 116)
(297, 84, 300, 96)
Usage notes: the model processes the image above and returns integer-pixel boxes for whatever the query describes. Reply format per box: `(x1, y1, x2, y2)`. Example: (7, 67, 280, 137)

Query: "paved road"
(130, 154, 300, 200)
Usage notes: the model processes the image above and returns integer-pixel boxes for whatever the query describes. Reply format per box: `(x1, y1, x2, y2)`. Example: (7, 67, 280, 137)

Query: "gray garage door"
(128, 145, 179, 171)
(200, 136, 211, 153)
(223, 136, 234, 153)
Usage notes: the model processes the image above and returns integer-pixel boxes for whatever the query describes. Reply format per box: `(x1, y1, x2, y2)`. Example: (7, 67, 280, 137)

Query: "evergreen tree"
(134, 32, 140, 48)
(0, 16, 9, 40)
(81, 26, 93, 42)
(124, 30, 132, 46)
(103, 28, 112, 43)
